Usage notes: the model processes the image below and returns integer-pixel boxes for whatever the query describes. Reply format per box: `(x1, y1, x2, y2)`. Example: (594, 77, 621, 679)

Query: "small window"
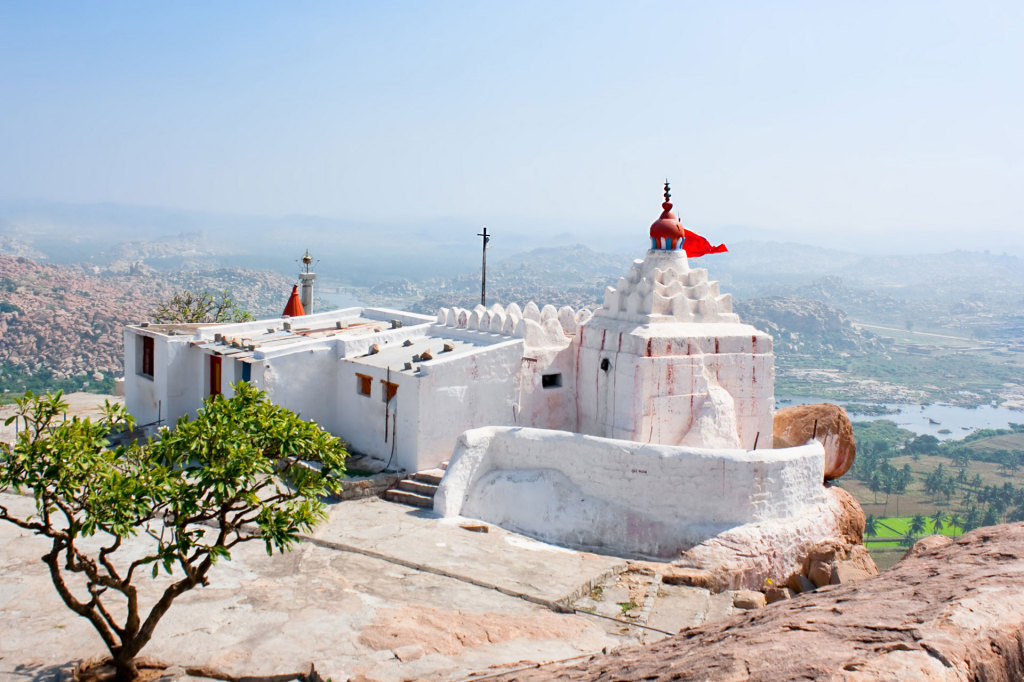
(209, 355, 222, 396)
(600, 358, 611, 372)
(138, 335, 154, 378)
(542, 373, 562, 389)
(381, 380, 398, 403)
(237, 361, 252, 383)
(356, 373, 372, 397)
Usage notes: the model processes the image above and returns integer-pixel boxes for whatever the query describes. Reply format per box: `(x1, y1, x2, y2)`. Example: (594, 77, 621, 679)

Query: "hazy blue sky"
(1, 1, 1021, 249)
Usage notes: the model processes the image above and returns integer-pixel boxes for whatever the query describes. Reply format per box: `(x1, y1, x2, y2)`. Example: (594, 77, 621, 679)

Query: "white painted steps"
(383, 462, 448, 508)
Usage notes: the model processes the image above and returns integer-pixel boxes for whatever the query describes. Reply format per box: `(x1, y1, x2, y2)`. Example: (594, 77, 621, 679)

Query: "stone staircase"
(383, 462, 448, 508)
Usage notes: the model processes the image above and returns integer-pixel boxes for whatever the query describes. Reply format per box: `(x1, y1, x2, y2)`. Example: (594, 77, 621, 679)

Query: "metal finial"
(663, 180, 671, 203)
(299, 249, 317, 273)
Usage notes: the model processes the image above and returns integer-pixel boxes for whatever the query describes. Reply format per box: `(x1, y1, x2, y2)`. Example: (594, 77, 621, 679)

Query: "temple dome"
(650, 201, 685, 247)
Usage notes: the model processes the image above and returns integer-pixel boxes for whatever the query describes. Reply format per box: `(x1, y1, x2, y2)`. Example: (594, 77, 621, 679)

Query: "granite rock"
(487, 524, 1024, 681)
(774, 402, 856, 480)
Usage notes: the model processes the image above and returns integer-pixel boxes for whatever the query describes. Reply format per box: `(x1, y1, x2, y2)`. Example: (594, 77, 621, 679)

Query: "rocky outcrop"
(489, 524, 1024, 681)
(0, 255, 291, 386)
(676, 485, 866, 592)
(774, 402, 856, 480)
(733, 295, 883, 355)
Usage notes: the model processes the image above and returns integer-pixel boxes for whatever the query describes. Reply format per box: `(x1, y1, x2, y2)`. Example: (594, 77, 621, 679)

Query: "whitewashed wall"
(332, 360, 419, 472)
(123, 329, 203, 429)
(575, 320, 774, 449)
(411, 339, 524, 472)
(435, 426, 825, 558)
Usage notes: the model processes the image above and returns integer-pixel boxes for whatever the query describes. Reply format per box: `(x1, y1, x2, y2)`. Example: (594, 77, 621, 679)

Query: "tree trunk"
(114, 651, 138, 681)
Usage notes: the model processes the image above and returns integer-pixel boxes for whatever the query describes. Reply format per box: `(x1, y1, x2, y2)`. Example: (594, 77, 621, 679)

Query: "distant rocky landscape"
(0, 255, 291, 396)
(4, 217, 1024, 409)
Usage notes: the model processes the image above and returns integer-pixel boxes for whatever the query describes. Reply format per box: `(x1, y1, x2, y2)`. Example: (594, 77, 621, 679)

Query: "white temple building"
(124, 185, 843, 568)
(124, 186, 773, 473)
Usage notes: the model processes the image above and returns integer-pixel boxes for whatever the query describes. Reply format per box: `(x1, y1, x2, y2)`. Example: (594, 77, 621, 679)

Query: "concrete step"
(413, 468, 446, 486)
(398, 479, 438, 496)
(383, 489, 434, 508)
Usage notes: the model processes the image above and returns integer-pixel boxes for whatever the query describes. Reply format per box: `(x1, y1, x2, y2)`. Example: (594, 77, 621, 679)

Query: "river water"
(778, 395, 1023, 440)
(315, 280, 363, 309)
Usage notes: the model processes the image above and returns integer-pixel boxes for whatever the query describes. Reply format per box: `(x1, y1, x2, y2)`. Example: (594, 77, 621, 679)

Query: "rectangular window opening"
(138, 335, 154, 378)
(542, 373, 563, 389)
(209, 355, 222, 396)
(356, 373, 373, 396)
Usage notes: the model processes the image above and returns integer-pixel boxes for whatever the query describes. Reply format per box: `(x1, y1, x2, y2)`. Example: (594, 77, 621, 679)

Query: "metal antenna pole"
(477, 227, 490, 306)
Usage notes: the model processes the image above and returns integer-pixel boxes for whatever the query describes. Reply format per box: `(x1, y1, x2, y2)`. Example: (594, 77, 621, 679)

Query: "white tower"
(574, 183, 774, 449)
(299, 249, 316, 314)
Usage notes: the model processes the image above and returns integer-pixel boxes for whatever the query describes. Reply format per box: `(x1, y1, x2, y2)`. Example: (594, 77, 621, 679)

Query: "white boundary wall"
(435, 426, 826, 558)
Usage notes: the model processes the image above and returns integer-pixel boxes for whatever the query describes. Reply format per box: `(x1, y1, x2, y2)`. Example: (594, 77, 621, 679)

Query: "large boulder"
(490, 524, 1024, 681)
(774, 402, 855, 480)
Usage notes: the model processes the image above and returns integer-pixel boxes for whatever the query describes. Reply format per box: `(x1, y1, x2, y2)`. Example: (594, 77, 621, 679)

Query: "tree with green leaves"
(947, 512, 963, 538)
(0, 383, 347, 680)
(909, 514, 927, 537)
(151, 289, 254, 324)
(865, 514, 879, 539)
(964, 506, 981, 533)
(930, 510, 946, 534)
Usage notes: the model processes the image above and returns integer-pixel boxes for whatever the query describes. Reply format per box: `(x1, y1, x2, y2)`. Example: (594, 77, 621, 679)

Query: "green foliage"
(150, 289, 254, 324)
(0, 300, 21, 313)
(0, 383, 347, 679)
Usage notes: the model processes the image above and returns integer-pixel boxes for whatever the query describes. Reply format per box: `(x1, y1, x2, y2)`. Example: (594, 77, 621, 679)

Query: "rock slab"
(489, 523, 1024, 681)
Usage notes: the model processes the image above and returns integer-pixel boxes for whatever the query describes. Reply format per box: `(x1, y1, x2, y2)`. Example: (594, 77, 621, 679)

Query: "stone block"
(830, 562, 875, 585)
(764, 586, 794, 604)
(787, 573, 817, 594)
(662, 567, 718, 591)
(808, 559, 834, 588)
(733, 590, 766, 610)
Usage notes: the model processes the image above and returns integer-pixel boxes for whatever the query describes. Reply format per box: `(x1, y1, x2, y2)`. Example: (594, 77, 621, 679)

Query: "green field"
(839, 421, 1024, 570)
(963, 432, 1024, 453)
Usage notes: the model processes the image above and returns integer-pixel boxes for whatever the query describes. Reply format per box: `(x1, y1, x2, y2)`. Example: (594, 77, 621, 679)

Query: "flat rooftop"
(350, 330, 516, 371)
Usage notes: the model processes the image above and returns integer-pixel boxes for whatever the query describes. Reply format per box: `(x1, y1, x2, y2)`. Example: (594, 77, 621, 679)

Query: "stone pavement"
(0, 491, 747, 681)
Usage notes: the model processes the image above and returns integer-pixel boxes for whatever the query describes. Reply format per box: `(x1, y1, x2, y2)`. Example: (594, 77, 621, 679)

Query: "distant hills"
(0, 255, 290, 396)
(3, 199, 1023, 405)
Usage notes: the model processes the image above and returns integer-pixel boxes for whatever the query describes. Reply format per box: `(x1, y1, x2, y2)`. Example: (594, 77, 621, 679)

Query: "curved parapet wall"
(434, 426, 826, 559)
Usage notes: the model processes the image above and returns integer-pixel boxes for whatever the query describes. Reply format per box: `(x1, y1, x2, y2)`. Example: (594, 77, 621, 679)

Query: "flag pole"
(477, 226, 490, 306)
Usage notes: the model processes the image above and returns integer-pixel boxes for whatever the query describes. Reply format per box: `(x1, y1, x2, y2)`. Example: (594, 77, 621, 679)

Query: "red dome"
(282, 284, 305, 317)
(650, 201, 684, 242)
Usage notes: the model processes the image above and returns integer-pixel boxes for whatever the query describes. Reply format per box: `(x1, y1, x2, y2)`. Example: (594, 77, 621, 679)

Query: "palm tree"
(964, 506, 981, 532)
(909, 514, 927, 537)
(931, 510, 946, 535)
(947, 513, 963, 538)
(865, 514, 879, 539)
